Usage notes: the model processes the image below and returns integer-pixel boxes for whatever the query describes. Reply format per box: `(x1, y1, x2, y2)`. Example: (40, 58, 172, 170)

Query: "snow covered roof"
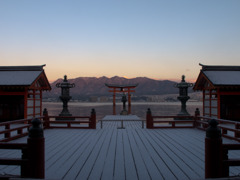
(0, 71, 42, 85)
(0, 65, 51, 90)
(193, 64, 240, 90)
(203, 71, 240, 86)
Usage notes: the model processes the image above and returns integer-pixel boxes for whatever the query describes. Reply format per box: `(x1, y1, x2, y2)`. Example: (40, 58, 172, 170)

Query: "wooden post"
(222, 128, 227, 136)
(113, 89, 116, 115)
(90, 109, 96, 129)
(205, 119, 222, 178)
(235, 123, 240, 138)
(222, 147, 229, 177)
(217, 89, 221, 119)
(194, 108, 200, 128)
(43, 108, 50, 129)
(17, 128, 23, 135)
(67, 122, 71, 128)
(21, 146, 28, 177)
(203, 90, 205, 116)
(128, 88, 131, 114)
(195, 108, 200, 118)
(146, 108, 153, 129)
(209, 90, 212, 117)
(5, 124, 10, 139)
(24, 90, 28, 119)
(27, 118, 45, 179)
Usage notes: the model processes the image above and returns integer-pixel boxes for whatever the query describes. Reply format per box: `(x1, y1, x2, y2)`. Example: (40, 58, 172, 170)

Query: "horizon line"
(48, 75, 196, 83)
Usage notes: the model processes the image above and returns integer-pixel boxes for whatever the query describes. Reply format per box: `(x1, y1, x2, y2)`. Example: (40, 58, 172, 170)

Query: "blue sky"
(1, 0, 240, 81)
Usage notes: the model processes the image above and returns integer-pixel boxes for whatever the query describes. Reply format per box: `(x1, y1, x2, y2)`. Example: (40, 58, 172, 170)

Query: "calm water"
(43, 101, 202, 120)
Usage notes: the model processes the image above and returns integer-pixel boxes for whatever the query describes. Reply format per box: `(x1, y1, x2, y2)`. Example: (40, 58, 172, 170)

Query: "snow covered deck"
(100, 115, 144, 129)
(1, 121, 240, 179)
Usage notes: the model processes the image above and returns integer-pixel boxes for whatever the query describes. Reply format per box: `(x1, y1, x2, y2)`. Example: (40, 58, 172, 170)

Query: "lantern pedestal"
(120, 110, 128, 115)
(56, 75, 75, 120)
(175, 96, 191, 120)
(120, 93, 128, 115)
(174, 75, 193, 120)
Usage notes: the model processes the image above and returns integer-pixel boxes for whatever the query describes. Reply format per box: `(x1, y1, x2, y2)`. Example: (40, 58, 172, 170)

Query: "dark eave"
(200, 63, 240, 71)
(0, 65, 46, 71)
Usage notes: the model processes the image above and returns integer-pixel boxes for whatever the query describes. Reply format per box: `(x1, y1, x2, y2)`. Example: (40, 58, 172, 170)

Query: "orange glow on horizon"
(47, 75, 197, 83)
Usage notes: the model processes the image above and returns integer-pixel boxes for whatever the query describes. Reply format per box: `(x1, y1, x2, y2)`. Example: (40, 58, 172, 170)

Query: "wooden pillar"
(27, 118, 45, 179)
(40, 90, 42, 116)
(235, 123, 240, 138)
(203, 90, 205, 116)
(90, 109, 96, 129)
(194, 108, 200, 128)
(146, 108, 153, 129)
(43, 108, 50, 129)
(209, 89, 212, 117)
(128, 88, 131, 114)
(4, 124, 10, 138)
(33, 89, 36, 118)
(24, 89, 28, 119)
(113, 88, 116, 115)
(205, 119, 222, 178)
(217, 89, 221, 119)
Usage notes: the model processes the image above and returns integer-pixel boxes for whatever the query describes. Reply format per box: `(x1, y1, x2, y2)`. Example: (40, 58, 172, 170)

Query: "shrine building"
(193, 64, 240, 121)
(0, 65, 51, 122)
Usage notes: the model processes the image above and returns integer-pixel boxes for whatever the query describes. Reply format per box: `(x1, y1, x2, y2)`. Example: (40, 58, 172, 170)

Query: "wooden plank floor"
(1, 121, 240, 179)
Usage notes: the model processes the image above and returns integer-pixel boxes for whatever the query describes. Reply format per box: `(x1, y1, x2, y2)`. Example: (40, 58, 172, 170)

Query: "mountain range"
(43, 76, 193, 100)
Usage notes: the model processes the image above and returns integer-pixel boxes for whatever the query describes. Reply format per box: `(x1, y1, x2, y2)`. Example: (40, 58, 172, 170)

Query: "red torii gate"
(105, 84, 138, 115)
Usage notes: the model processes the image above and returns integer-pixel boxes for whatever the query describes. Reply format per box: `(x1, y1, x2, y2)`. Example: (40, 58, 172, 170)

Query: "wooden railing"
(43, 108, 96, 129)
(0, 143, 28, 178)
(0, 118, 37, 142)
(0, 108, 96, 142)
(0, 108, 96, 178)
(205, 119, 240, 178)
(0, 118, 45, 179)
(146, 108, 198, 129)
(222, 144, 240, 177)
(146, 108, 240, 142)
(195, 116, 240, 142)
(144, 108, 240, 178)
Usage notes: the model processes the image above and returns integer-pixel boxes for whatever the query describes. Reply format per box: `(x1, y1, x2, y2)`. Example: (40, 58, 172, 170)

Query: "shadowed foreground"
(1, 121, 240, 180)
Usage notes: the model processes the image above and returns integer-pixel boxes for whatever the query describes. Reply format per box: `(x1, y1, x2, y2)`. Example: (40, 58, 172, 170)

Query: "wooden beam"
(209, 90, 212, 117)
(24, 90, 28, 119)
(203, 90, 205, 116)
(217, 89, 221, 119)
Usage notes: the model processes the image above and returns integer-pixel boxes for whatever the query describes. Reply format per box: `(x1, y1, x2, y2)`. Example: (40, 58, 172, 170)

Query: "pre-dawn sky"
(1, 0, 240, 82)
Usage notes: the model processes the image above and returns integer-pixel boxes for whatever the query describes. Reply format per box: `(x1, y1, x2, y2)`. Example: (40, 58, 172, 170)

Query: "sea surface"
(43, 101, 203, 120)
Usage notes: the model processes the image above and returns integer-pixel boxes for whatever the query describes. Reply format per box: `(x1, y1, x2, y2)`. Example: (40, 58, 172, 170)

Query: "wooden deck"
(1, 121, 240, 180)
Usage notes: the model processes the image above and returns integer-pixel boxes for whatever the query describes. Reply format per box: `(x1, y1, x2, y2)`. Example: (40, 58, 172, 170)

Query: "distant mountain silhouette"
(43, 76, 188, 100)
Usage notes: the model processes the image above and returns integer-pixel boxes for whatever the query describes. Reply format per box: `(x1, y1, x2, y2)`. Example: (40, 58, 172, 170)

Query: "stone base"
(120, 110, 128, 115)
